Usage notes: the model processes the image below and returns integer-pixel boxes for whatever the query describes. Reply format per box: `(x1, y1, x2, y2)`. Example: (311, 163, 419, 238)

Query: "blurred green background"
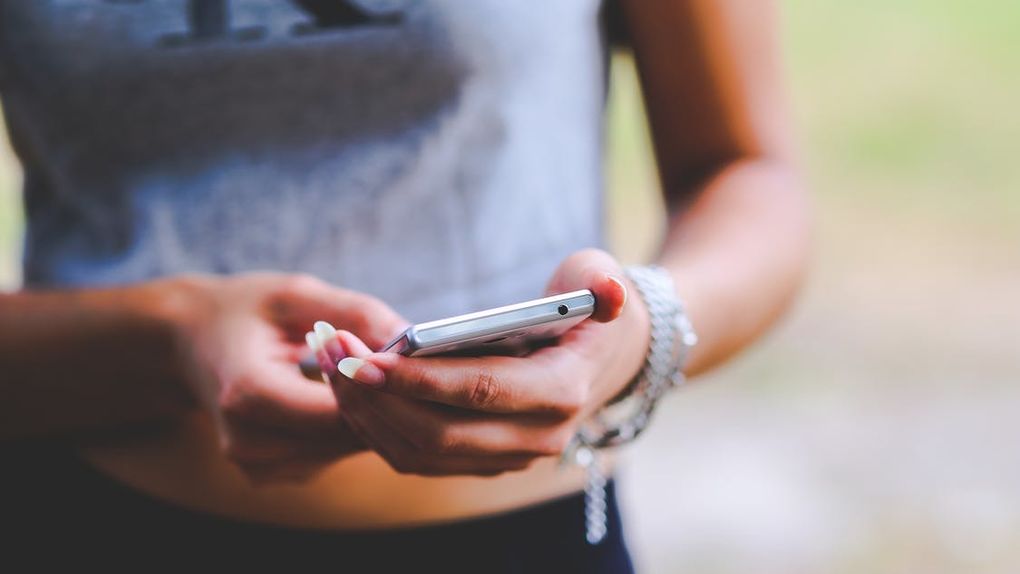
(606, 1, 1020, 573)
(0, 1, 1017, 572)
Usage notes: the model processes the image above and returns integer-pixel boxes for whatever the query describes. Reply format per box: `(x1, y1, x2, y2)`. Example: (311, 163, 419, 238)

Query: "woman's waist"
(74, 412, 595, 530)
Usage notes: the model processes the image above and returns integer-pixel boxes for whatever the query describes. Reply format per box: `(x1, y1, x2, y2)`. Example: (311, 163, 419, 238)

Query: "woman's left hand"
(326, 249, 650, 477)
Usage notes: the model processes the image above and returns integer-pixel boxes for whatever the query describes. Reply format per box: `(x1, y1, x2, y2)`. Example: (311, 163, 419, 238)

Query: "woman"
(0, 0, 809, 571)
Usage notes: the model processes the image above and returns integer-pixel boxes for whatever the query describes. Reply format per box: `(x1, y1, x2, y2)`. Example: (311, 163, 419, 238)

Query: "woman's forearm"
(0, 281, 195, 440)
(657, 157, 811, 376)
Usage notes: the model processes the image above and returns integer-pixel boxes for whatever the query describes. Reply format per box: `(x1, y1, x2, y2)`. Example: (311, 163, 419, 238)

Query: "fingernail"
(607, 274, 628, 307)
(314, 320, 347, 364)
(306, 330, 333, 383)
(337, 357, 385, 386)
(313, 321, 336, 346)
(305, 331, 320, 353)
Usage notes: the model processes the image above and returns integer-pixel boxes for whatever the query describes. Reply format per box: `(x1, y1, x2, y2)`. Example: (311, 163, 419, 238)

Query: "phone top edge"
(412, 289, 594, 332)
(379, 290, 595, 355)
(410, 291, 594, 348)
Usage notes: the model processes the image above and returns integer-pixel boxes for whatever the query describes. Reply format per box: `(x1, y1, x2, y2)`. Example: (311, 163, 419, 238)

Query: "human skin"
(0, 0, 810, 526)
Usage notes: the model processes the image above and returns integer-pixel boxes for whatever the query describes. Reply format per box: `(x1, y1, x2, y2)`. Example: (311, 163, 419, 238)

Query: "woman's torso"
(0, 0, 608, 526)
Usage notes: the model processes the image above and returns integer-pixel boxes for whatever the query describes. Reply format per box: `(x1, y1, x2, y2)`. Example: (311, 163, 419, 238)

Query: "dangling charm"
(561, 265, 699, 546)
(575, 445, 608, 544)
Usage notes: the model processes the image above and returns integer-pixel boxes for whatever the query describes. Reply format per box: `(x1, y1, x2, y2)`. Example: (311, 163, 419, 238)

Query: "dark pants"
(3, 442, 635, 573)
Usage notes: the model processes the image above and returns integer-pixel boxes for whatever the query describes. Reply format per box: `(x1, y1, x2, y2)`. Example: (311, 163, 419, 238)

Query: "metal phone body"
(382, 290, 596, 357)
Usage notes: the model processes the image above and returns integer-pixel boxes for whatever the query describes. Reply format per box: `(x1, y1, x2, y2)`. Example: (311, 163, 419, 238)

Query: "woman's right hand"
(164, 272, 408, 484)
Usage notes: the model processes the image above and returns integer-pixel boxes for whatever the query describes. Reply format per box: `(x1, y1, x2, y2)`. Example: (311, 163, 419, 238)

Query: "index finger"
(336, 349, 589, 417)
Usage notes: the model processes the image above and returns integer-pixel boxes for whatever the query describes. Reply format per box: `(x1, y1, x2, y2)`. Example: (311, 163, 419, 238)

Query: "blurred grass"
(0, 111, 21, 289)
(605, 1, 1019, 573)
(607, 0, 1020, 246)
(787, 0, 1020, 234)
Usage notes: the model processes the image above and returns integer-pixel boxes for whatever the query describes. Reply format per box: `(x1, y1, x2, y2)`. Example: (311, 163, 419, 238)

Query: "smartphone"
(381, 289, 596, 357)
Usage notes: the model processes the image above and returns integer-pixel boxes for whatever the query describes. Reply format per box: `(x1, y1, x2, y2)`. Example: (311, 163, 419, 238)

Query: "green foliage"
(783, 0, 1020, 227)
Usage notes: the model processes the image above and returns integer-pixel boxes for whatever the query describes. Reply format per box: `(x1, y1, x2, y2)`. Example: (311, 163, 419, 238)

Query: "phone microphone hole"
(557, 305, 569, 316)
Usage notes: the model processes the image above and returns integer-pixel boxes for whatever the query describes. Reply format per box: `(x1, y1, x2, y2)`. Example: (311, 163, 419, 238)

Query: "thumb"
(545, 248, 628, 323)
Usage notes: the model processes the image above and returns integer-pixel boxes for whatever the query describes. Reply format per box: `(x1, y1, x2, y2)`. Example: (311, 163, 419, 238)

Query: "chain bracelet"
(565, 265, 697, 545)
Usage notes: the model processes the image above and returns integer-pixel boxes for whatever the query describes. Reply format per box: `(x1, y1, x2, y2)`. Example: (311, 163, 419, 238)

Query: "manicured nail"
(314, 320, 346, 363)
(313, 321, 336, 346)
(336, 357, 385, 386)
(305, 331, 320, 353)
(304, 330, 332, 383)
(607, 274, 628, 307)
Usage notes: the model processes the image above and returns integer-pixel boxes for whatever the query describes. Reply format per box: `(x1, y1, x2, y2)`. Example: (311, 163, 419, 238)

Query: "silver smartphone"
(381, 289, 596, 357)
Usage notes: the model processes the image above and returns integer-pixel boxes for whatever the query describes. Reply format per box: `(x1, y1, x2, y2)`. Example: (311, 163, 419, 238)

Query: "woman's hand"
(169, 272, 408, 484)
(326, 249, 650, 477)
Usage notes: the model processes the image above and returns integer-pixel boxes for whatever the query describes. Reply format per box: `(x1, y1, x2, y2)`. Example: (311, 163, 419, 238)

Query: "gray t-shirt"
(0, 0, 606, 322)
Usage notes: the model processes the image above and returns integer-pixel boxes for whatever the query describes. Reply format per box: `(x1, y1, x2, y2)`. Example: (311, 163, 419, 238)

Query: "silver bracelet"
(564, 265, 697, 544)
